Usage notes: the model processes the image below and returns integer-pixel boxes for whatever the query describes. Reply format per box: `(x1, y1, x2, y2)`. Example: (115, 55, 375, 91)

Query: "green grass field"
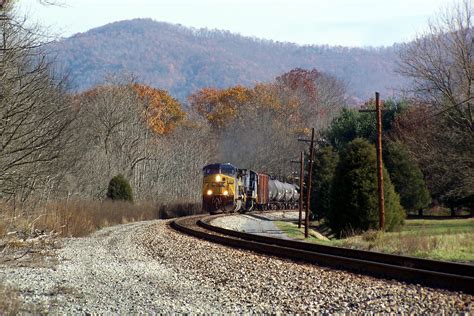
(275, 218, 474, 263)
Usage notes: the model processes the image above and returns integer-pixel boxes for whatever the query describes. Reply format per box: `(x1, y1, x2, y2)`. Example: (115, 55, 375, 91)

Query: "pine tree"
(310, 146, 339, 220)
(383, 141, 430, 212)
(106, 175, 133, 202)
(328, 138, 405, 236)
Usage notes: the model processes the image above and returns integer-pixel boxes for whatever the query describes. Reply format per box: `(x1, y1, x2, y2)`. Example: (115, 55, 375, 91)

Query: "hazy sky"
(17, 0, 453, 47)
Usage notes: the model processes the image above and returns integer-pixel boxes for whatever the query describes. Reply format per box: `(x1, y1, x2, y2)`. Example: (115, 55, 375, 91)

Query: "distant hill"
(50, 18, 408, 102)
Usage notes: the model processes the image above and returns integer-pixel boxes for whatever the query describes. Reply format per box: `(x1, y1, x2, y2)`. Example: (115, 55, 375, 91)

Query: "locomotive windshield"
(203, 163, 237, 176)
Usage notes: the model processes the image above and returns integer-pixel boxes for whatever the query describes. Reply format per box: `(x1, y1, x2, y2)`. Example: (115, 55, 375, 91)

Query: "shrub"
(328, 138, 405, 237)
(106, 175, 133, 202)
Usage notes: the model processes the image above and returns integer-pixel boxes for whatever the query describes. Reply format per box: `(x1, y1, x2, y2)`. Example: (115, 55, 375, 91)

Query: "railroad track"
(170, 213, 474, 294)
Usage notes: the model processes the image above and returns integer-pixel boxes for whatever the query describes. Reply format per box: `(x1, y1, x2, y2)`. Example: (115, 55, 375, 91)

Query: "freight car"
(202, 163, 299, 214)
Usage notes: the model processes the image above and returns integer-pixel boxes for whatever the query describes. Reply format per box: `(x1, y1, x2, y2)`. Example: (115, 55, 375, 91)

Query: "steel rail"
(170, 214, 474, 294)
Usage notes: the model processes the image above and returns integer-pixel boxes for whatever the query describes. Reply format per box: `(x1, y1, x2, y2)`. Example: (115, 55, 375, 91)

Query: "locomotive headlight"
(215, 175, 221, 182)
(207, 189, 213, 195)
(223, 190, 229, 196)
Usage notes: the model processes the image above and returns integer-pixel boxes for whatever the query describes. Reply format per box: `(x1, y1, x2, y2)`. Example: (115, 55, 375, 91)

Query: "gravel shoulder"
(0, 219, 472, 313)
(210, 211, 300, 239)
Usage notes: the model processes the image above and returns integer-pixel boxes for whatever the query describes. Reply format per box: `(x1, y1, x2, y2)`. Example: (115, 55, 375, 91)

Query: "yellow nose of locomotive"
(202, 163, 239, 214)
(202, 173, 234, 197)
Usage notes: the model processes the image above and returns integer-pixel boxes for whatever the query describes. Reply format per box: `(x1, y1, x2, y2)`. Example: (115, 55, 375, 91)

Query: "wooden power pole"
(375, 93, 385, 230)
(291, 152, 305, 228)
(297, 127, 315, 238)
(305, 128, 315, 238)
(298, 151, 304, 228)
(359, 92, 385, 230)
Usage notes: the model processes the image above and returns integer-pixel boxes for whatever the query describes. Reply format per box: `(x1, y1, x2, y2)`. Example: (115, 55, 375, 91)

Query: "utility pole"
(291, 152, 304, 228)
(298, 151, 304, 228)
(298, 128, 315, 238)
(359, 92, 385, 230)
(306, 128, 315, 238)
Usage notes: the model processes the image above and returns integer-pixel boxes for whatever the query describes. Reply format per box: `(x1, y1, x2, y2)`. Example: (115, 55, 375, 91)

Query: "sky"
(16, 0, 454, 47)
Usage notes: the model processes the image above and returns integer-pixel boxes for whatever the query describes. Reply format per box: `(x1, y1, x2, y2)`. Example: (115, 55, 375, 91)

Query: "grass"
(407, 207, 472, 217)
(276, 218, 474, 263)
(0, 199, 200, 238)
(274, 221, 329, 243)
(401, 218, 473, 235)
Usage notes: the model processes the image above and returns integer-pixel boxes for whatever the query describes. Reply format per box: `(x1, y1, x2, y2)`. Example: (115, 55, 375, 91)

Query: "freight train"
(202, 163, 299, 214)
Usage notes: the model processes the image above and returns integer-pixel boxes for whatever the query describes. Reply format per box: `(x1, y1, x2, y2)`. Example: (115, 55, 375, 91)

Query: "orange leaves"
(78, 83, 186, 135)
(189, 68, 338, 133)
(188, 77, 317, 130)
(250, 83, 281, 111)
(276, 68, 320, 102)
(132, 84, 185, 135)
(188, 86, 251, 129)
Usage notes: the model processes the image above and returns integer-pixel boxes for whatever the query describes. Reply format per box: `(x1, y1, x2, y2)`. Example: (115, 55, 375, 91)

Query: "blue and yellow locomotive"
(202, 163, 299, 214)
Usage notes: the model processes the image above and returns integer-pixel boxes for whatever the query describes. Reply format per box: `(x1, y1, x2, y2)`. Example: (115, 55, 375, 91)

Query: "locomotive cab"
(202, 163, 242, 214)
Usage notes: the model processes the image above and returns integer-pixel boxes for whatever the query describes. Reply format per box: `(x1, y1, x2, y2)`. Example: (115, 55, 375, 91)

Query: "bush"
(328, 138, 405, 237)
(106, 175, 133, 202)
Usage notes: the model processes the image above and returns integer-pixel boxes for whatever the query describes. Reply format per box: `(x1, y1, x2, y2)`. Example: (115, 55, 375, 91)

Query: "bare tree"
(398, 0, 473, 130)
(396, 0, 474, 205)
(0, 3, 73, 200)
(65, 81, 150, 198)
(65, 80, 213, 203)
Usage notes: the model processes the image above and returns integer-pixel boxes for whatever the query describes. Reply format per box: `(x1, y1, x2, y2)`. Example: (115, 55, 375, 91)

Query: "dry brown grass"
(0, 199, 201, 238)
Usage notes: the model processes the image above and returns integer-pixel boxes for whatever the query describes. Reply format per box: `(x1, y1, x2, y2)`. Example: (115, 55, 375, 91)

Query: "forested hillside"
(50, 18, 407, 101)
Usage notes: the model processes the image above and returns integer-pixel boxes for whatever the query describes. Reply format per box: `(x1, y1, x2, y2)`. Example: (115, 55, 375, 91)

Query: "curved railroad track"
(170, 213, 474, 294)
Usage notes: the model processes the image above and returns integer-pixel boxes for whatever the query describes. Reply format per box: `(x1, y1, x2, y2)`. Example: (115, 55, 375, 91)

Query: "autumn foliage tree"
(188, 86, 252, 129)
(132, 84, 185, 135)
(189, 68, 346, 179)
(275, 68, 345, 131)
(190, 68, 345, 133)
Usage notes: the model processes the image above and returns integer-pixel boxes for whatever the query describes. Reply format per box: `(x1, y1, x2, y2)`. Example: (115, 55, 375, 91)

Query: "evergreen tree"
(310, 146, 339, 220)
(325, 100, 408, 150)
(328, 139, 405, 236)
(383, 141, 431, 212)
(106, 175, 133, 202)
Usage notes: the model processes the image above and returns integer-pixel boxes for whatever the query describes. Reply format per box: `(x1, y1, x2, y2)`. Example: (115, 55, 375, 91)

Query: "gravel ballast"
(210, 211, 298, 239)
(0, 219, 472, 313)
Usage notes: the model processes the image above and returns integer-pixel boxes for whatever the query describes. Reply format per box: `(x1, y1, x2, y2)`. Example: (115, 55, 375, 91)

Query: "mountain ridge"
(50, 18, 408, 102)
